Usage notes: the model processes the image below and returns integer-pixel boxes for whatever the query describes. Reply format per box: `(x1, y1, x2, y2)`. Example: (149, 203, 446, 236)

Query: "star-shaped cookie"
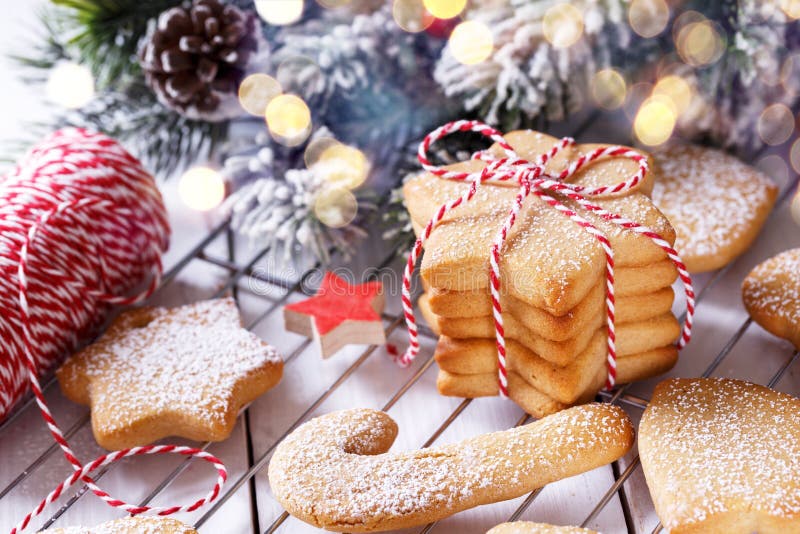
(403, 130, 676, 316)
(39, 516, 196, 533)
(57, 297, 283, 450)
(640, 378, 800, 533)
(284, 271, 385, 357)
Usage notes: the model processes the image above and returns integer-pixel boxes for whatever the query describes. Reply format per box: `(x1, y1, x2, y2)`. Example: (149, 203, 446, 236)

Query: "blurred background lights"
(314, 143, 370, 189)
(448, 20, 493, 65)
(46, 62, 95, 109)
(317, 0, 351, 7)
(393, 0, 433, 33)
(628, 0, 669, 38)
(304, 136, 342, 168)
(266, 94, 312, 146)
(676, 21, 725, 67)
(653, 75, 693, 115)
(276, 56, 322, 96)
(781, 54, 800, 95)
(314, 186, 358, 228)
(757, 103, 794, 146)
(179, 167, 226, 211)
(634, 96, 676, 146)
(780, 0, 800, 19)
(790, 138, 800, 174)
(423, 0, 466, 19)
(591, 69, 626, 110)
(255, 0, 304, 25)
(623, 82, 653, 119)
(238, 74, 282, 116)
(542, 3, 584, 49)
(756, 154, 789, 186)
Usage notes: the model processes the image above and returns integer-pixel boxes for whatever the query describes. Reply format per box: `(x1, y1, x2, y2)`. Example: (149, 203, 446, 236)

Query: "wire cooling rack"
(1, 111, 799, 533)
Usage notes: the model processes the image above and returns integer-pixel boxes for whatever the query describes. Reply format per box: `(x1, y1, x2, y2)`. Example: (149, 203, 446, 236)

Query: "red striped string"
(2, 129, 227, 533)
(397, 120, 695, 398)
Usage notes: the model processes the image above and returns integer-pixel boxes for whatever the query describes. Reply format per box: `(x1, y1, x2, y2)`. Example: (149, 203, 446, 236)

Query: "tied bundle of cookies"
(402, 124, 692, 417)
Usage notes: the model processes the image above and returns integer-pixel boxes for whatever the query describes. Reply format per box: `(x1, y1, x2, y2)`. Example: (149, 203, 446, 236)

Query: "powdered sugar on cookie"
(742, 248, 800, 350)
(57, 297, 283, 449)
(743, 248, 800, 323)
(653, 144, 778, 272)
(640, 378, 800, 531)
(269, 404, 633, 532)
(41, 516, 198, 533)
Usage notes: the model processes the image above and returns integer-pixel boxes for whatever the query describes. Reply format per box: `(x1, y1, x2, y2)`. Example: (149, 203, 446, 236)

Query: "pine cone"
(139, 0, 259, 121)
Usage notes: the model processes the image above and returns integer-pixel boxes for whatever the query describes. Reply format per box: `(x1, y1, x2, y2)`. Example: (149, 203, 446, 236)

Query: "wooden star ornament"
(284, 271, 386, 357)
(57, 297, 283, 450)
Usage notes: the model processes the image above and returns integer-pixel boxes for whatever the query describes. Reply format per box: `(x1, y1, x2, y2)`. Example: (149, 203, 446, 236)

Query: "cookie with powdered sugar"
(57, 297, 283, 450)
(39, 516, 196, 533)
(269, 405, 633, 532)
(640, 378, 800, 533)
(742, 248, 800, 349)
(652, 144, 778, 273)
(487, 522, 597, 534)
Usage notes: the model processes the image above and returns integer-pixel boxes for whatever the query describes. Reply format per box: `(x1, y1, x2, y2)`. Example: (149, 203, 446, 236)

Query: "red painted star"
(283, 271, 386, 358)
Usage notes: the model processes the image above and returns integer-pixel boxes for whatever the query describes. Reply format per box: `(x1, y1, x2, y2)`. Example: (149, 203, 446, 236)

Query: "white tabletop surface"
(1, 3, 800, 533)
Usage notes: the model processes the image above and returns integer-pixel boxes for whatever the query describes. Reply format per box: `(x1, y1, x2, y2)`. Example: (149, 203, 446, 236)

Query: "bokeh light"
(255, 0, 304, 25)
(791, 138, 800, 174)
(633, 96, 676, 146)
(672, 10, 706, 40)
(314, 186, 358, 228)
(623, 82, 653, 119)
(393, 0, 433, 33)
(781, 54, 800, 95)
(423, 0, 466, 19)
(448, 20, 494, 65)
(756, 154, 789, 186)
(265, 94, 312, 146)
(757, 103, 794, 146)
(238, 74, 282, 116)
(676, 20, 725, 67)
(46, 62, 94, 109)
(628, 0, 669, 38)
(304, 136, 342, 168)
(780, 0, 800, 19)
(542, 3, 584, 49)
(591, 69, 626, 110)
(314, 143, 370, 189)
(653, 75, 693, 115)
(178, 167, 226, 211)
(317, 0, 350, 7)
(276, 56, 322, 96)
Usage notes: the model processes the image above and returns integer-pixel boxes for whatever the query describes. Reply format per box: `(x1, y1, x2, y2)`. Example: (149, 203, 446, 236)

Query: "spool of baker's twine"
(0, 129, 227, 533)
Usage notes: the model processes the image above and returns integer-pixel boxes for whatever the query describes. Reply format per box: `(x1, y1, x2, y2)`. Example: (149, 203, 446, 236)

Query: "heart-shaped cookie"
(742, 248, 800, 349)
(639, 378, 800, 533)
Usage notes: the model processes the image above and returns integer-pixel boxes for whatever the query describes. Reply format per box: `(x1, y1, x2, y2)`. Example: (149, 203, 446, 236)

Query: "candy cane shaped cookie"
(268, 404, 634, 532)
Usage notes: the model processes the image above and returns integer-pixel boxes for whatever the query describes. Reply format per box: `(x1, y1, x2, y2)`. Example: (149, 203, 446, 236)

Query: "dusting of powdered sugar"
(742, 248, 800, 326)
(639, 378, 800, 529)
(269, 405, 631, 530)
(68, 298, 281, 433)
(44, 516, 196, 533)
(488, 521, 598, 534)
(652, 145, 777, 262)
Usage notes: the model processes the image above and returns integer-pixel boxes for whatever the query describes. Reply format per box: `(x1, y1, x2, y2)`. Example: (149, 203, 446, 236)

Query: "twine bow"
(398, 120, 694, 398)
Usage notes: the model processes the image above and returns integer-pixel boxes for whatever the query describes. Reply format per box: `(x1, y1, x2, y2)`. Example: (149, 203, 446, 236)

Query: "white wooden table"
(1, 4, 799, 532)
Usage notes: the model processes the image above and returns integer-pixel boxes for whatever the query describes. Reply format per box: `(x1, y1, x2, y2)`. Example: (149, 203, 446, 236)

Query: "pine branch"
(28, 0, 177, 89)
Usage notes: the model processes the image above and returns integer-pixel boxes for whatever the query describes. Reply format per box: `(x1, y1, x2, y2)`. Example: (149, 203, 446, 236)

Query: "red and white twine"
(1, 129, 227, 533)
(398, 120, 695, 396)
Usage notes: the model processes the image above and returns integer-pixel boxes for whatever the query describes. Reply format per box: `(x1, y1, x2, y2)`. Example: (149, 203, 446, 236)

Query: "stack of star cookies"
(404, 130, 681, 417)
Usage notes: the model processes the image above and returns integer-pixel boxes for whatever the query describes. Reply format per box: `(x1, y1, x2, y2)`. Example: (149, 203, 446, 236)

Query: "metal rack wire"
(1, 113, 798, 533)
